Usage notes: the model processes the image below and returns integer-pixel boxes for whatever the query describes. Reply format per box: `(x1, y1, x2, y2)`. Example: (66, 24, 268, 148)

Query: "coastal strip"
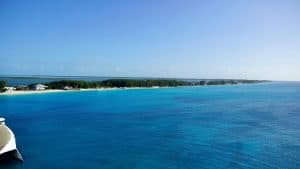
(0, 87, 164, 96)
(0, 79, 269, 96)
(0, 89, 70, 95)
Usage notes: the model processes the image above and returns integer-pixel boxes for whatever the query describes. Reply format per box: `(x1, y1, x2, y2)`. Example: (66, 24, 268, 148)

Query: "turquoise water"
(0, 82, 300, 169)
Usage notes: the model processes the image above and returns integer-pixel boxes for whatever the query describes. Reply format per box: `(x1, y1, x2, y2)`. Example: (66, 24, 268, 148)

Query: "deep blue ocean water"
(0, 82, 300, 169)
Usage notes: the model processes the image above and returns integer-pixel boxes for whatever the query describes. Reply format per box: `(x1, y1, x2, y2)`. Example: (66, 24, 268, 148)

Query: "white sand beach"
(0, 89, 68, 95)
(0, 87, 162, 96)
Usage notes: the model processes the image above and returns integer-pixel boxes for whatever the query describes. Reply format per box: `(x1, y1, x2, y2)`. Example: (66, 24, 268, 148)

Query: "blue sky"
(0, 0, 299, 80)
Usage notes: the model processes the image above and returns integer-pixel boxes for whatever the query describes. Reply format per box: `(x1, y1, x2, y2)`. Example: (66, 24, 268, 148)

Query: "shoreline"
(0, 82, 270, 96)
(0, 89, 71, 96)
(0, 87, 163, 96)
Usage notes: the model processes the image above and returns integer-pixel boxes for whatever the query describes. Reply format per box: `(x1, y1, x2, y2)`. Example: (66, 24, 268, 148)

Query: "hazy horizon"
(0, 74, 297, 82)
(1, 0, 300, 81)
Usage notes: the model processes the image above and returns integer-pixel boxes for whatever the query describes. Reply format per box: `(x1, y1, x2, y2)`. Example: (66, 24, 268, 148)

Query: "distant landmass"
(0, 76, 269, 95)
(0, 75, 269, 87)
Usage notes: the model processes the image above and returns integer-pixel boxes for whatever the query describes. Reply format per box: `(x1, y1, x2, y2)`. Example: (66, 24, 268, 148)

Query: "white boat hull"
(0, 118, 23, 162)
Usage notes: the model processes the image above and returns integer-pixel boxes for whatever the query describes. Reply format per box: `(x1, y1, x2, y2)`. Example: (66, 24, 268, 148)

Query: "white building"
(63, 86, 73, 90)
(33, 84, 48, 91)
(4, 87, 16, 92)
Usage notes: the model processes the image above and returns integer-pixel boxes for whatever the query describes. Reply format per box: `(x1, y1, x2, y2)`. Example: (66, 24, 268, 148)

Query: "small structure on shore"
(0, 117, 23, 162)
(4, 87, 16, 92)
(63, 86, 73, 90)
(33, 84, 48, 91)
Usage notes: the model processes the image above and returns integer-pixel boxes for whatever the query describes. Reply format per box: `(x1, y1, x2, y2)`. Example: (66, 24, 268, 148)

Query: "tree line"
(0, 80, 6, 92)
(44, 79, 266, 89)
(45, 79, 191, 89)
(0, 79, 268, 92)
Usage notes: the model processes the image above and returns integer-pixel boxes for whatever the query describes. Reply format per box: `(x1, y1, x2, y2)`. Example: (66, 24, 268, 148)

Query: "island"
(0, 79, 269, 95)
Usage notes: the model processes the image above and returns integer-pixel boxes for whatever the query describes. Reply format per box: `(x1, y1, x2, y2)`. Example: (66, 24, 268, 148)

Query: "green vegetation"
(207, 80, 236, 85)
(199, 81, 206, 85)
(28, 83, 36, 90)
(45, 79, 191, 89)
(43, 79, 267, 89)
(101, 79, 189, 87)
(15, 86, 30, 91)
(45, 80, 99, 89)
(0, 80, 7, 92)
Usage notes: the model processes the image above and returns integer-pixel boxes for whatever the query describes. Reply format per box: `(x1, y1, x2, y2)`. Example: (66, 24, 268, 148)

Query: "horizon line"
(1, 74, 298, 82)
